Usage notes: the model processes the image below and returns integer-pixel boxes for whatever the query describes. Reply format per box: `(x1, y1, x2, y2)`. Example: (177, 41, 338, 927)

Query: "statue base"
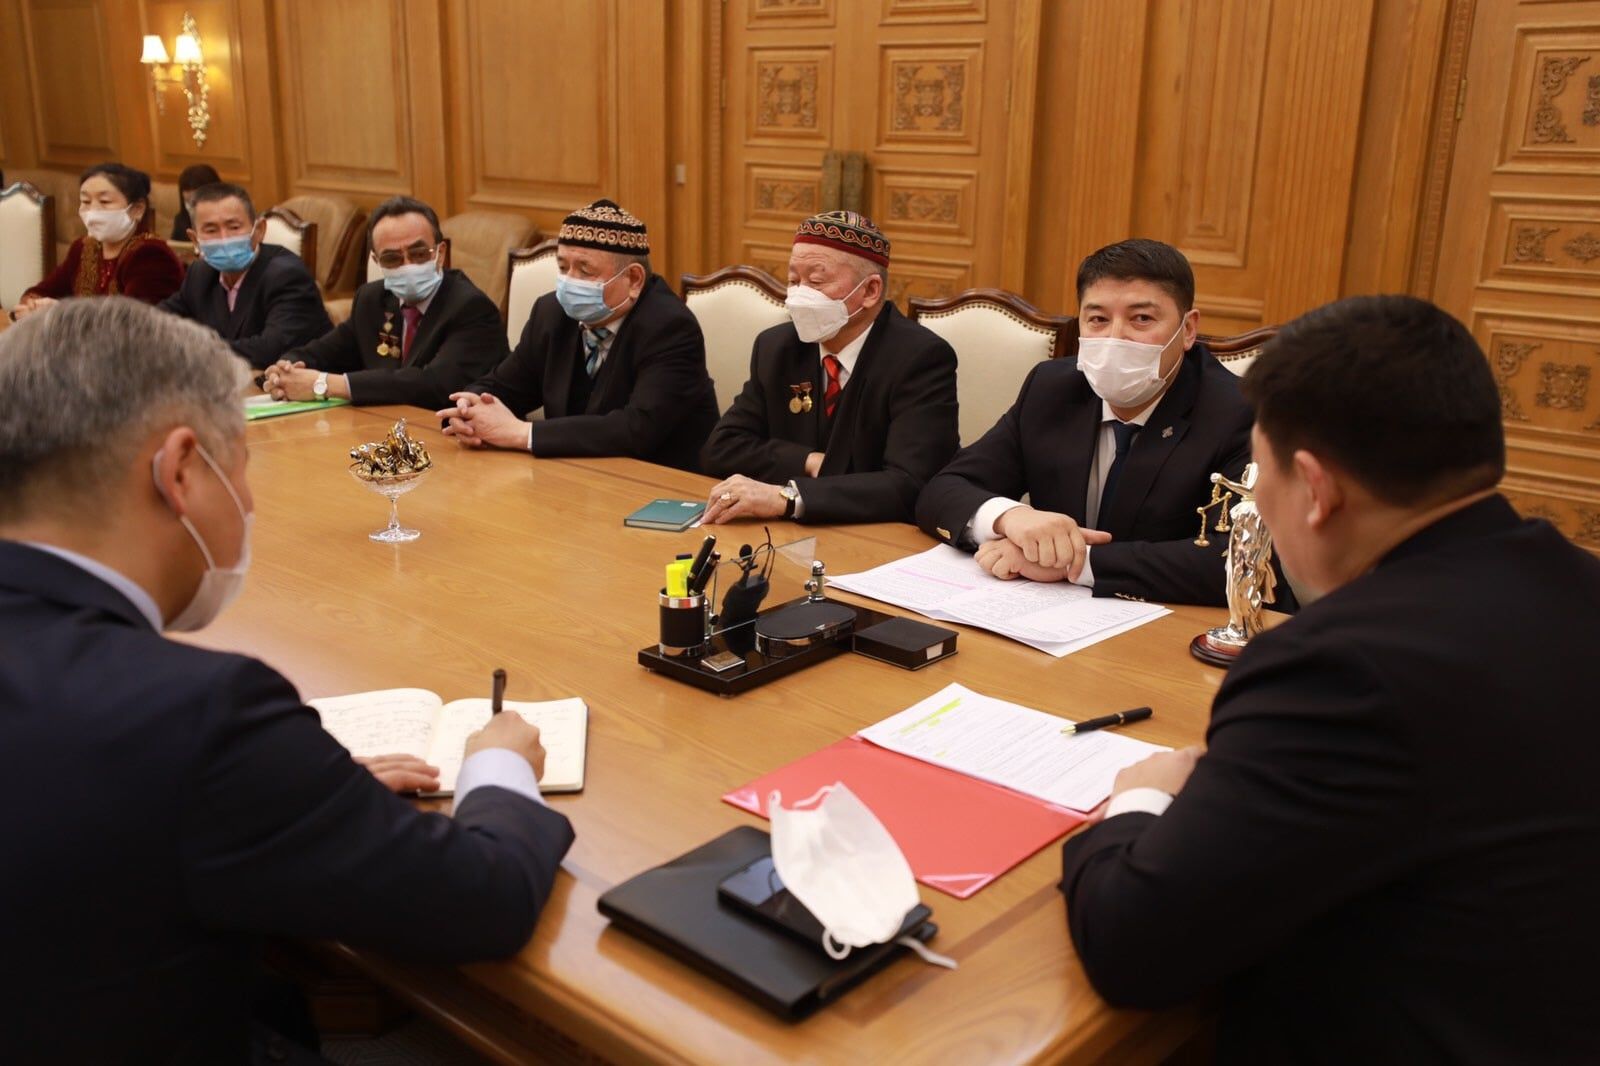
(1189, 630, 1246, 669)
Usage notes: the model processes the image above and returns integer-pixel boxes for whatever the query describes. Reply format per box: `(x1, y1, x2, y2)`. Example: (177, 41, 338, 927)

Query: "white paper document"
(828, 544, 1169, 656)
(858, 683, 1169, 812)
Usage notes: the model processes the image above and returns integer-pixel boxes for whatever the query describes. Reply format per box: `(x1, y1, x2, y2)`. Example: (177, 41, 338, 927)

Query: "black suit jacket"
(1059, 497, 1600, 1064)
(158, 244, 333, 370)
(700, 303, 959, 524)
(915, 344, 1258, 606)
(0, 542, 574, 1065)
(286, 269, 507, 410)
(469, 274, 718, 472)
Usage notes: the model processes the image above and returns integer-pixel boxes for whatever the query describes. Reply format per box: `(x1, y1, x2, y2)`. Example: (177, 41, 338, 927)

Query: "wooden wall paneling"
(666, 0, 711, 280)
(1432, 0, 1600, 550)
(19, 0, 121, 168)
(998, 0, 1041, 292)
(615, 0, 671, 283)
(135, 0, 252, 181)
(1046, 0, 1151, 313)
(402, 0, 447, 210)
(275, 0, 418, 205)
(1340, 0, 1457, 296)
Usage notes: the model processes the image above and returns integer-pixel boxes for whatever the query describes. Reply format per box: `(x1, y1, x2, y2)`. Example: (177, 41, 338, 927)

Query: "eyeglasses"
(373, 244, 440, 269)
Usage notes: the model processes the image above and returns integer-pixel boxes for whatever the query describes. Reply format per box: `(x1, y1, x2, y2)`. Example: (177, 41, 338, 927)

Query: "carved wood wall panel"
(1437, 0, 1600, 551)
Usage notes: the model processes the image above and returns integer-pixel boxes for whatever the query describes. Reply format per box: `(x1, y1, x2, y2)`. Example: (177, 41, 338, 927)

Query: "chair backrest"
(1200, 325, 1278, 378)
(10, 167, 82, 264)
(909, 288, 1074, 446)
(441, 209, 538, 312)
(0, 182, 56, 308)
(278, 194, 365, 293)
(682, 265, 790, 413)
(149, 180, 181, 237)
(504, 239, 560, 348)
(261, 207, 319, 281)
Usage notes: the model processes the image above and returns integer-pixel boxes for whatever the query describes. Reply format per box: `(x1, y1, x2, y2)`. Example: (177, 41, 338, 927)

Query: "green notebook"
(625, 498, 706, 532)
(244, 397, 351, 421)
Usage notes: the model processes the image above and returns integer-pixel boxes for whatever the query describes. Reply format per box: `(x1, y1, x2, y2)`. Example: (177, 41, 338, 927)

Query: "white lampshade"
(173, 33, 202, 65)
(140, 35, 170, 64)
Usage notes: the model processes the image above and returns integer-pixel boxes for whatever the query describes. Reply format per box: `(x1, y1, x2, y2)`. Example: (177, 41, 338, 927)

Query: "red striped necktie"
(822, 353, 843, 417)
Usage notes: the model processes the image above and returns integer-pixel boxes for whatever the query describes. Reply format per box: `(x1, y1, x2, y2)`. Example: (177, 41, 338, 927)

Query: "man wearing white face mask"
(267, 196, 507, 410)
(700, 210, 959, 524)
(439, 198, 718, 472)
(0, 299, 575, 1063)
(917, 239, 1283, 608)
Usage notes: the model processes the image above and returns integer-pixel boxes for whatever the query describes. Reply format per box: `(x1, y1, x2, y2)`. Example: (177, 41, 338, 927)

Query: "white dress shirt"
(1103, 786, 1175, 819)
(789, 327, 872, 518)
(965, 400, 1157, 588)
(26, 541, 544, 808)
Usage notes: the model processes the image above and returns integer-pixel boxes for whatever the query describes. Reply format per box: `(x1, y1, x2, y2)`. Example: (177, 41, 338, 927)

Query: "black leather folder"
(597, 825, 936, 1020)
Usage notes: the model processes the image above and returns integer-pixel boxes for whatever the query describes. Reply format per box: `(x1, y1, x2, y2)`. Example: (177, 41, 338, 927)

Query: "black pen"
(689, 551, 720, 596)
(1061, 707, 1152, 735)
(686, 534, 717, 591)
(491, 668, 506, 715)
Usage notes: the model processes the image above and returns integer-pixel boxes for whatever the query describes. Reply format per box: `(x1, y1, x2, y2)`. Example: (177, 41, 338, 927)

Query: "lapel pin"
(1162, 426, 1174, 439)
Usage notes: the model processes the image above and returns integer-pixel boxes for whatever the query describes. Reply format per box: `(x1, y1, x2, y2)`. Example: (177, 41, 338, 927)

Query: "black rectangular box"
(851, 616, 958, 670)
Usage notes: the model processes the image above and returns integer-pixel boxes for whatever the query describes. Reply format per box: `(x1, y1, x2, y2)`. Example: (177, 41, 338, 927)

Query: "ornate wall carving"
(1530, 54, 1589, 144)
(1537, 362, 1590, 410)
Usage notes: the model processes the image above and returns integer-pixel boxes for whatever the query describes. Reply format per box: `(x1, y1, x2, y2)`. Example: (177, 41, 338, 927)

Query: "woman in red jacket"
(9, 162, 184, 321)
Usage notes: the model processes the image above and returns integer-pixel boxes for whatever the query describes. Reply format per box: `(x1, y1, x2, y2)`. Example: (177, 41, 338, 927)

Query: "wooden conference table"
(199, 403, 1248, 1065)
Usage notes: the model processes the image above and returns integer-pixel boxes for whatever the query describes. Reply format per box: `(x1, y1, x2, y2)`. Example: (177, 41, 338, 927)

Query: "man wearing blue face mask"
(267, 196, 507, 410)
(917, 239, 1287, 608)
(439, 198, 718, 472)
(158, 182, 332, 370)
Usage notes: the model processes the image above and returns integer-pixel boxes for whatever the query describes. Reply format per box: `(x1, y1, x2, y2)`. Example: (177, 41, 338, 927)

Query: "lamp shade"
(140, 35, 170, 64)
(173, 33, 202, 65)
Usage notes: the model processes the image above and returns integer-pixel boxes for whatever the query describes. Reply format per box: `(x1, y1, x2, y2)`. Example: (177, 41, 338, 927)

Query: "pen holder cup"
(659, 590, 709, 659)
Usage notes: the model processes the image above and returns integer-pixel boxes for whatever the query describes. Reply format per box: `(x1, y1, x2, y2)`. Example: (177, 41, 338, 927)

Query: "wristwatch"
(312, 372, 329, 401)
(782, 480, 801, 519)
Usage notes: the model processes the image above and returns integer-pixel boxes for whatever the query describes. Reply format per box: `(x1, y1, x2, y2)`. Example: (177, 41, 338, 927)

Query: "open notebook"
(309, 687, 587, 795)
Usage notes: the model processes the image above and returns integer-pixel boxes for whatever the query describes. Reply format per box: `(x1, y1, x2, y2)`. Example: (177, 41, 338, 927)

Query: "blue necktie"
(1098, 420, 1141, 520)
(582, 326, 611, 378)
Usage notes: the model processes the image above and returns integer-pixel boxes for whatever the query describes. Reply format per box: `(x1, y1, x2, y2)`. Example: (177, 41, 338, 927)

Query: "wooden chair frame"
(909, 287, 1077, 358)
(1198, 324, 1278, 372)
(680, 263, 787, 307)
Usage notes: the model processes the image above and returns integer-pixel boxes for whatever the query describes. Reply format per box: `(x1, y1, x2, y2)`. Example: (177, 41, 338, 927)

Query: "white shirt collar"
(820, 325, 871, 379)
(1100, 398, 1158, 428)
(23, 542, 164, 631)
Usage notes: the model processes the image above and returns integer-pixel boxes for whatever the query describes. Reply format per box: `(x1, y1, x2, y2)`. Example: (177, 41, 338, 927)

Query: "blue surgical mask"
(556, 269, 627, 325)
(198, 234, 258, 274)
(383, 261, 444, 305)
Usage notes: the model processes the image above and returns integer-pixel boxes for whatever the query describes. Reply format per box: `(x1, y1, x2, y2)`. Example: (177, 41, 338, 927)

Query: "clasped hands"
(976, 505, 1114, 583)
(437, 391, 531, 450)
(359, 711, 548, 794)
(261, 359, 318, 401)
(702, 451, 825, 524)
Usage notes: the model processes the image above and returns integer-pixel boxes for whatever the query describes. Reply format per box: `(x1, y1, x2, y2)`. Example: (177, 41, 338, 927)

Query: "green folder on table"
(625, 498, 705, 531)
(244, 397, 350, 421)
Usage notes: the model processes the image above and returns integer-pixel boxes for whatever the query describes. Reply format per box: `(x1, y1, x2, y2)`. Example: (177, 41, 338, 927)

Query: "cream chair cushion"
(280, 194, 363, 291)
(1215, 348, 1262, 378)
(442, 210, 537, 309)
(11, 168, 82, 264)
(505, 246, 560, 349)
(263, 213, 310, 262)
(914, 302, 1056, 445)
(0, 186, 50, 308)
(685, 280, 791, 413)
(150, 181, 181, 237)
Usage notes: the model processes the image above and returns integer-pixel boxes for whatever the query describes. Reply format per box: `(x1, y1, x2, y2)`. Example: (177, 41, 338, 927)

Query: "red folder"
(723, 737, 1085, 899)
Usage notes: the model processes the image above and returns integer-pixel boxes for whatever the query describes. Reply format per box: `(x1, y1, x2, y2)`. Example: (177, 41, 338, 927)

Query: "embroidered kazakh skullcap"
(558, 198, 650, 254)
(793, 210, 890, 267)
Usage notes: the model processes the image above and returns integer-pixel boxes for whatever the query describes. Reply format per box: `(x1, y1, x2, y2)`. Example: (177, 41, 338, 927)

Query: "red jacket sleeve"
(117, 241, 185, 305)
(23, 239, 84, 301)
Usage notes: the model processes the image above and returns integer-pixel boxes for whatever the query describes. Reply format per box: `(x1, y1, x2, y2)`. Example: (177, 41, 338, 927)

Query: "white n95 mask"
(1077, 320, 1187, 408)
(768, 783, 921, 959)
(785, 277, 868, 345)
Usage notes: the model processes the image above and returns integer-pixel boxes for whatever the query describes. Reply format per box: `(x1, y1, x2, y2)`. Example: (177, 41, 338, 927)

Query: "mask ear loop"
(822, 930, 852, 961)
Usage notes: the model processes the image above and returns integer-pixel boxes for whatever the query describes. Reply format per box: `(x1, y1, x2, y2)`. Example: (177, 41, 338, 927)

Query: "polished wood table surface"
(201, 403, 1245, 1065)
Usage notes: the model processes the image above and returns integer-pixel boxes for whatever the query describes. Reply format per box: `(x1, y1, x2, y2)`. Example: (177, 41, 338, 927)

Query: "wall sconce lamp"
(140, 11, 211, 149)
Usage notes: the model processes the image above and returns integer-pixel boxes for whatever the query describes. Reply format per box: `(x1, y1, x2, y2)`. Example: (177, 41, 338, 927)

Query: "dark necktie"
(1098, 420, 1141, 520)
(583, 326, 611, 378)
(400, 305, 422, 364)
(822, 354, 843, 417)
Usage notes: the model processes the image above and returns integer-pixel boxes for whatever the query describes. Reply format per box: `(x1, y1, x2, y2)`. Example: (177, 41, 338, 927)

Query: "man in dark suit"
(916, 239, 1258, 607)
(158, 182, 332, 369)
(265, 195, 507, 410)
(699, 210, 958, 525)
(0, 298, 574, 1064)
(436, 199, 717, 472)
(1059, 295, 1600, 1064)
